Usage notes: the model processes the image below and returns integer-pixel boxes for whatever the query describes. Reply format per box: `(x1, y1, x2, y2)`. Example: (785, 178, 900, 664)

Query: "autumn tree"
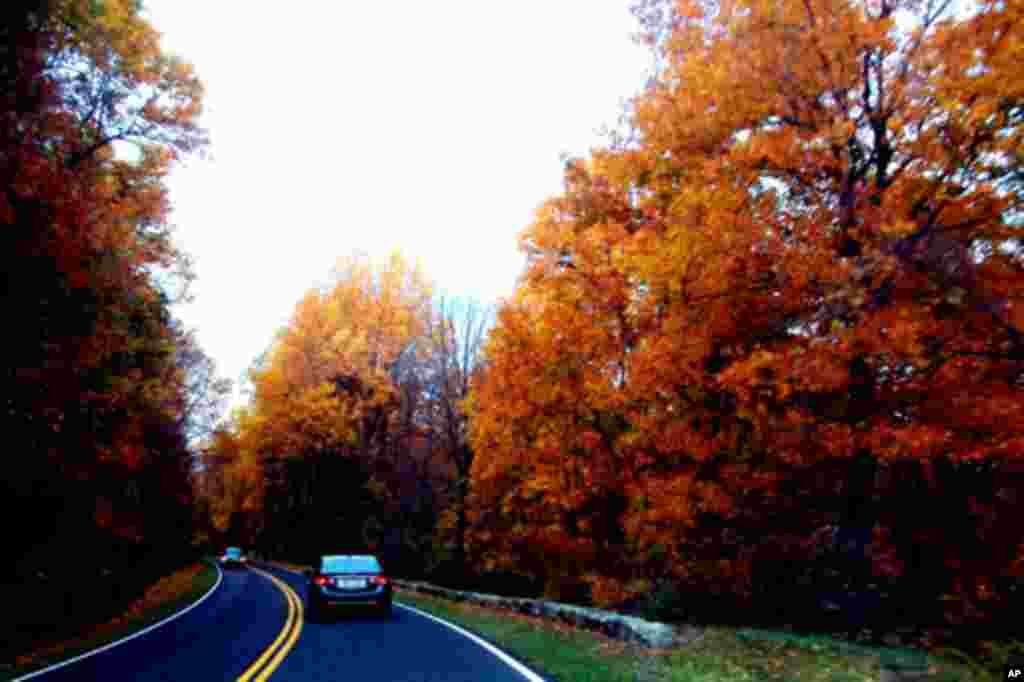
(1, 0, 216, 655)
(466, 262, 643, 602)
(199, 260, 502, 579)
(468, 0, 1024, 642)
(419, 295, 493, 579)
(207, 251, 436, 564)
(193, 421, 264, 548)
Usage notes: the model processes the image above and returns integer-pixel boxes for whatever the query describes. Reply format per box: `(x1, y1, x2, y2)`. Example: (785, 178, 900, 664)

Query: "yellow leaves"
(236, 250, 432, 471)
(879, 219, 917, 238)
(271, 251, 430, 391)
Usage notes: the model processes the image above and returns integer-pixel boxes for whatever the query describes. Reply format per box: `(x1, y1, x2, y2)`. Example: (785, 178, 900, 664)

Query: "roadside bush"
(633, 579, 688, 622)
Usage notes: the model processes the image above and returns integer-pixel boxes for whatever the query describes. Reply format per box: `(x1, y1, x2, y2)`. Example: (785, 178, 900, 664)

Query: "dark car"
(219, 546, 246, 569)
(306, 554, 392, 621)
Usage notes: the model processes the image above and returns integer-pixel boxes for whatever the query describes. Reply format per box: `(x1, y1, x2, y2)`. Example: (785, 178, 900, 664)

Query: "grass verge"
(396, 589, 981, 682)
(264, 560, 982, 681)
(0, 559, 219, 682)
(397, 589, 642, 681)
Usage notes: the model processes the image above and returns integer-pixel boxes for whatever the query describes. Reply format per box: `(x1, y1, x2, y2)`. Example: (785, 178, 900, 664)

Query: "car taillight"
(314, 576, 330, 586)
(371, 575, 389, 586)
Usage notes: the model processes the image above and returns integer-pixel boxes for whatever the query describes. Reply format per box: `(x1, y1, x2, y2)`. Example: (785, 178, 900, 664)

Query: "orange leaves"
(463, 0, 1024, 621)
(862, 423, 950, 461)
(655, 420, 696, 456)
(583, 573, 648, 608)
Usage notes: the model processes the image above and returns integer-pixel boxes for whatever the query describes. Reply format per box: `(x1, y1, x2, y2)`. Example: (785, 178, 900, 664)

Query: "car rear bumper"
(318, 597, 390, 607)
(312, 585, 391, 607)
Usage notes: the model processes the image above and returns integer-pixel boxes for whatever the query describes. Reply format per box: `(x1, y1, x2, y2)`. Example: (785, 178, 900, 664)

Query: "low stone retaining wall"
(393, 579, 700, 649)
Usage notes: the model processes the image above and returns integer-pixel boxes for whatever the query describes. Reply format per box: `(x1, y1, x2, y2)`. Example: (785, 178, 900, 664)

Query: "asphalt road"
(19, 562, 543, 682)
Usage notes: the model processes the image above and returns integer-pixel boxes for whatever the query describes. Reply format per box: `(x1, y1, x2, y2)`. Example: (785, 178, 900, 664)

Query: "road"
(18, 562, 543, 682)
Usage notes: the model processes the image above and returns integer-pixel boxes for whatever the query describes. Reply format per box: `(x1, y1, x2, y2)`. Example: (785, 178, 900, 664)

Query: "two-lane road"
(257, 563, 542, 682)
(17, 562, 545, 682)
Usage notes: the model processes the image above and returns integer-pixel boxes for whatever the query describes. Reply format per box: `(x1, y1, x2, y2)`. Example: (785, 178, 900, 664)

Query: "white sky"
(142, 1, 652, 407)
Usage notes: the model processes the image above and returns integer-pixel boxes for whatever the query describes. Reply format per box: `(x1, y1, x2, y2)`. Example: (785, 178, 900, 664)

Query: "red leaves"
(3, 0, 216, 578)
(580, 430, 602, 451)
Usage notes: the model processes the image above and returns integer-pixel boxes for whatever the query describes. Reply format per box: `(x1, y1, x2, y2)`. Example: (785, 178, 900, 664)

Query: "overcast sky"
(142, 1, 652, 408)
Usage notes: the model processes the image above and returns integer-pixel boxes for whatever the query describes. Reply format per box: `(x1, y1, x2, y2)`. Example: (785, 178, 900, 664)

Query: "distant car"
(219, 546, 246, 569)
(306, 554, 392, 621)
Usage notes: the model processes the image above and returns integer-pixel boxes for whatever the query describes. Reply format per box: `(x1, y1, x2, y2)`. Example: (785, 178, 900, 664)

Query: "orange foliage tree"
(468, 0, 1024, 640)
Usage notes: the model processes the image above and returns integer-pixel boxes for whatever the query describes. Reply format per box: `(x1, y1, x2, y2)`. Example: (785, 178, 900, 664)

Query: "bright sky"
(143, 2, 652, 406)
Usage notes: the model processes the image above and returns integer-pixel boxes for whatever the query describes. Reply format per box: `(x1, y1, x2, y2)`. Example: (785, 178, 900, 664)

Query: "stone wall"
(394, 579, 701, 649)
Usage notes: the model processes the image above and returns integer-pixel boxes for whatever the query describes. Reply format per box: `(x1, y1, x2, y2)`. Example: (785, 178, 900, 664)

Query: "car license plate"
(335, 578, 365, 589)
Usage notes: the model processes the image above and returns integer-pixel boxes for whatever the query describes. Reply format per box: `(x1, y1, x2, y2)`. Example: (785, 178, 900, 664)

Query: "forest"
(6, 0, 1024, 669)
(1, 0, 228, 659)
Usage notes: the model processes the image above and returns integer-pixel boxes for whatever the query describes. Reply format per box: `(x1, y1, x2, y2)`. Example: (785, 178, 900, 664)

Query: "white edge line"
(264, 562, 545, 682)
(394, 602, 547, 682)
(12, 559, 224, 682)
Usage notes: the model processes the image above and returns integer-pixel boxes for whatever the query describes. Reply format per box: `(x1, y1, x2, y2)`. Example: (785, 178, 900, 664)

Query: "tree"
(468, 0, 1024, 640)
(194, 423, 264, 546)
(1, 0, 213, 655)
(421, 295, 493, 576)
(174, 325, 233, 443)
(208, 251, 436, 563)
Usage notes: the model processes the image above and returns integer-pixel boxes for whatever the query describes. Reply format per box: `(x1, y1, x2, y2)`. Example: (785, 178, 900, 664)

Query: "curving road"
(16, 562, 545, 682)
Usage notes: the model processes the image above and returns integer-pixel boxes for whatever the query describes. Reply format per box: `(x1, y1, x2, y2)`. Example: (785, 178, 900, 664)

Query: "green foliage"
(637, 577, 688, 622)
(932, 640, 1024, 682)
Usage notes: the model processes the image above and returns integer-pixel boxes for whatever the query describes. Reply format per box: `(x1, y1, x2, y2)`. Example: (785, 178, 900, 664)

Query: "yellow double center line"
(238, 566, 304, 682)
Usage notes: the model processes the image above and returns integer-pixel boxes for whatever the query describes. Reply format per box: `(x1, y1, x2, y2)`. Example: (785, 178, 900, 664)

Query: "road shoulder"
(1, 559, 221, 682)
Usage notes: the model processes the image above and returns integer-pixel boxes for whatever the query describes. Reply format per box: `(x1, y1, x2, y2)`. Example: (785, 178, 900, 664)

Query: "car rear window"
(321, 556, 381, 574)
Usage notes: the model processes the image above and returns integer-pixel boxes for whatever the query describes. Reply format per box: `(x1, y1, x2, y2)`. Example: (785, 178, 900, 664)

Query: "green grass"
(0, 559, 219, 682)
(397, 590, 643, 681)
(397, 589, 982, 682)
